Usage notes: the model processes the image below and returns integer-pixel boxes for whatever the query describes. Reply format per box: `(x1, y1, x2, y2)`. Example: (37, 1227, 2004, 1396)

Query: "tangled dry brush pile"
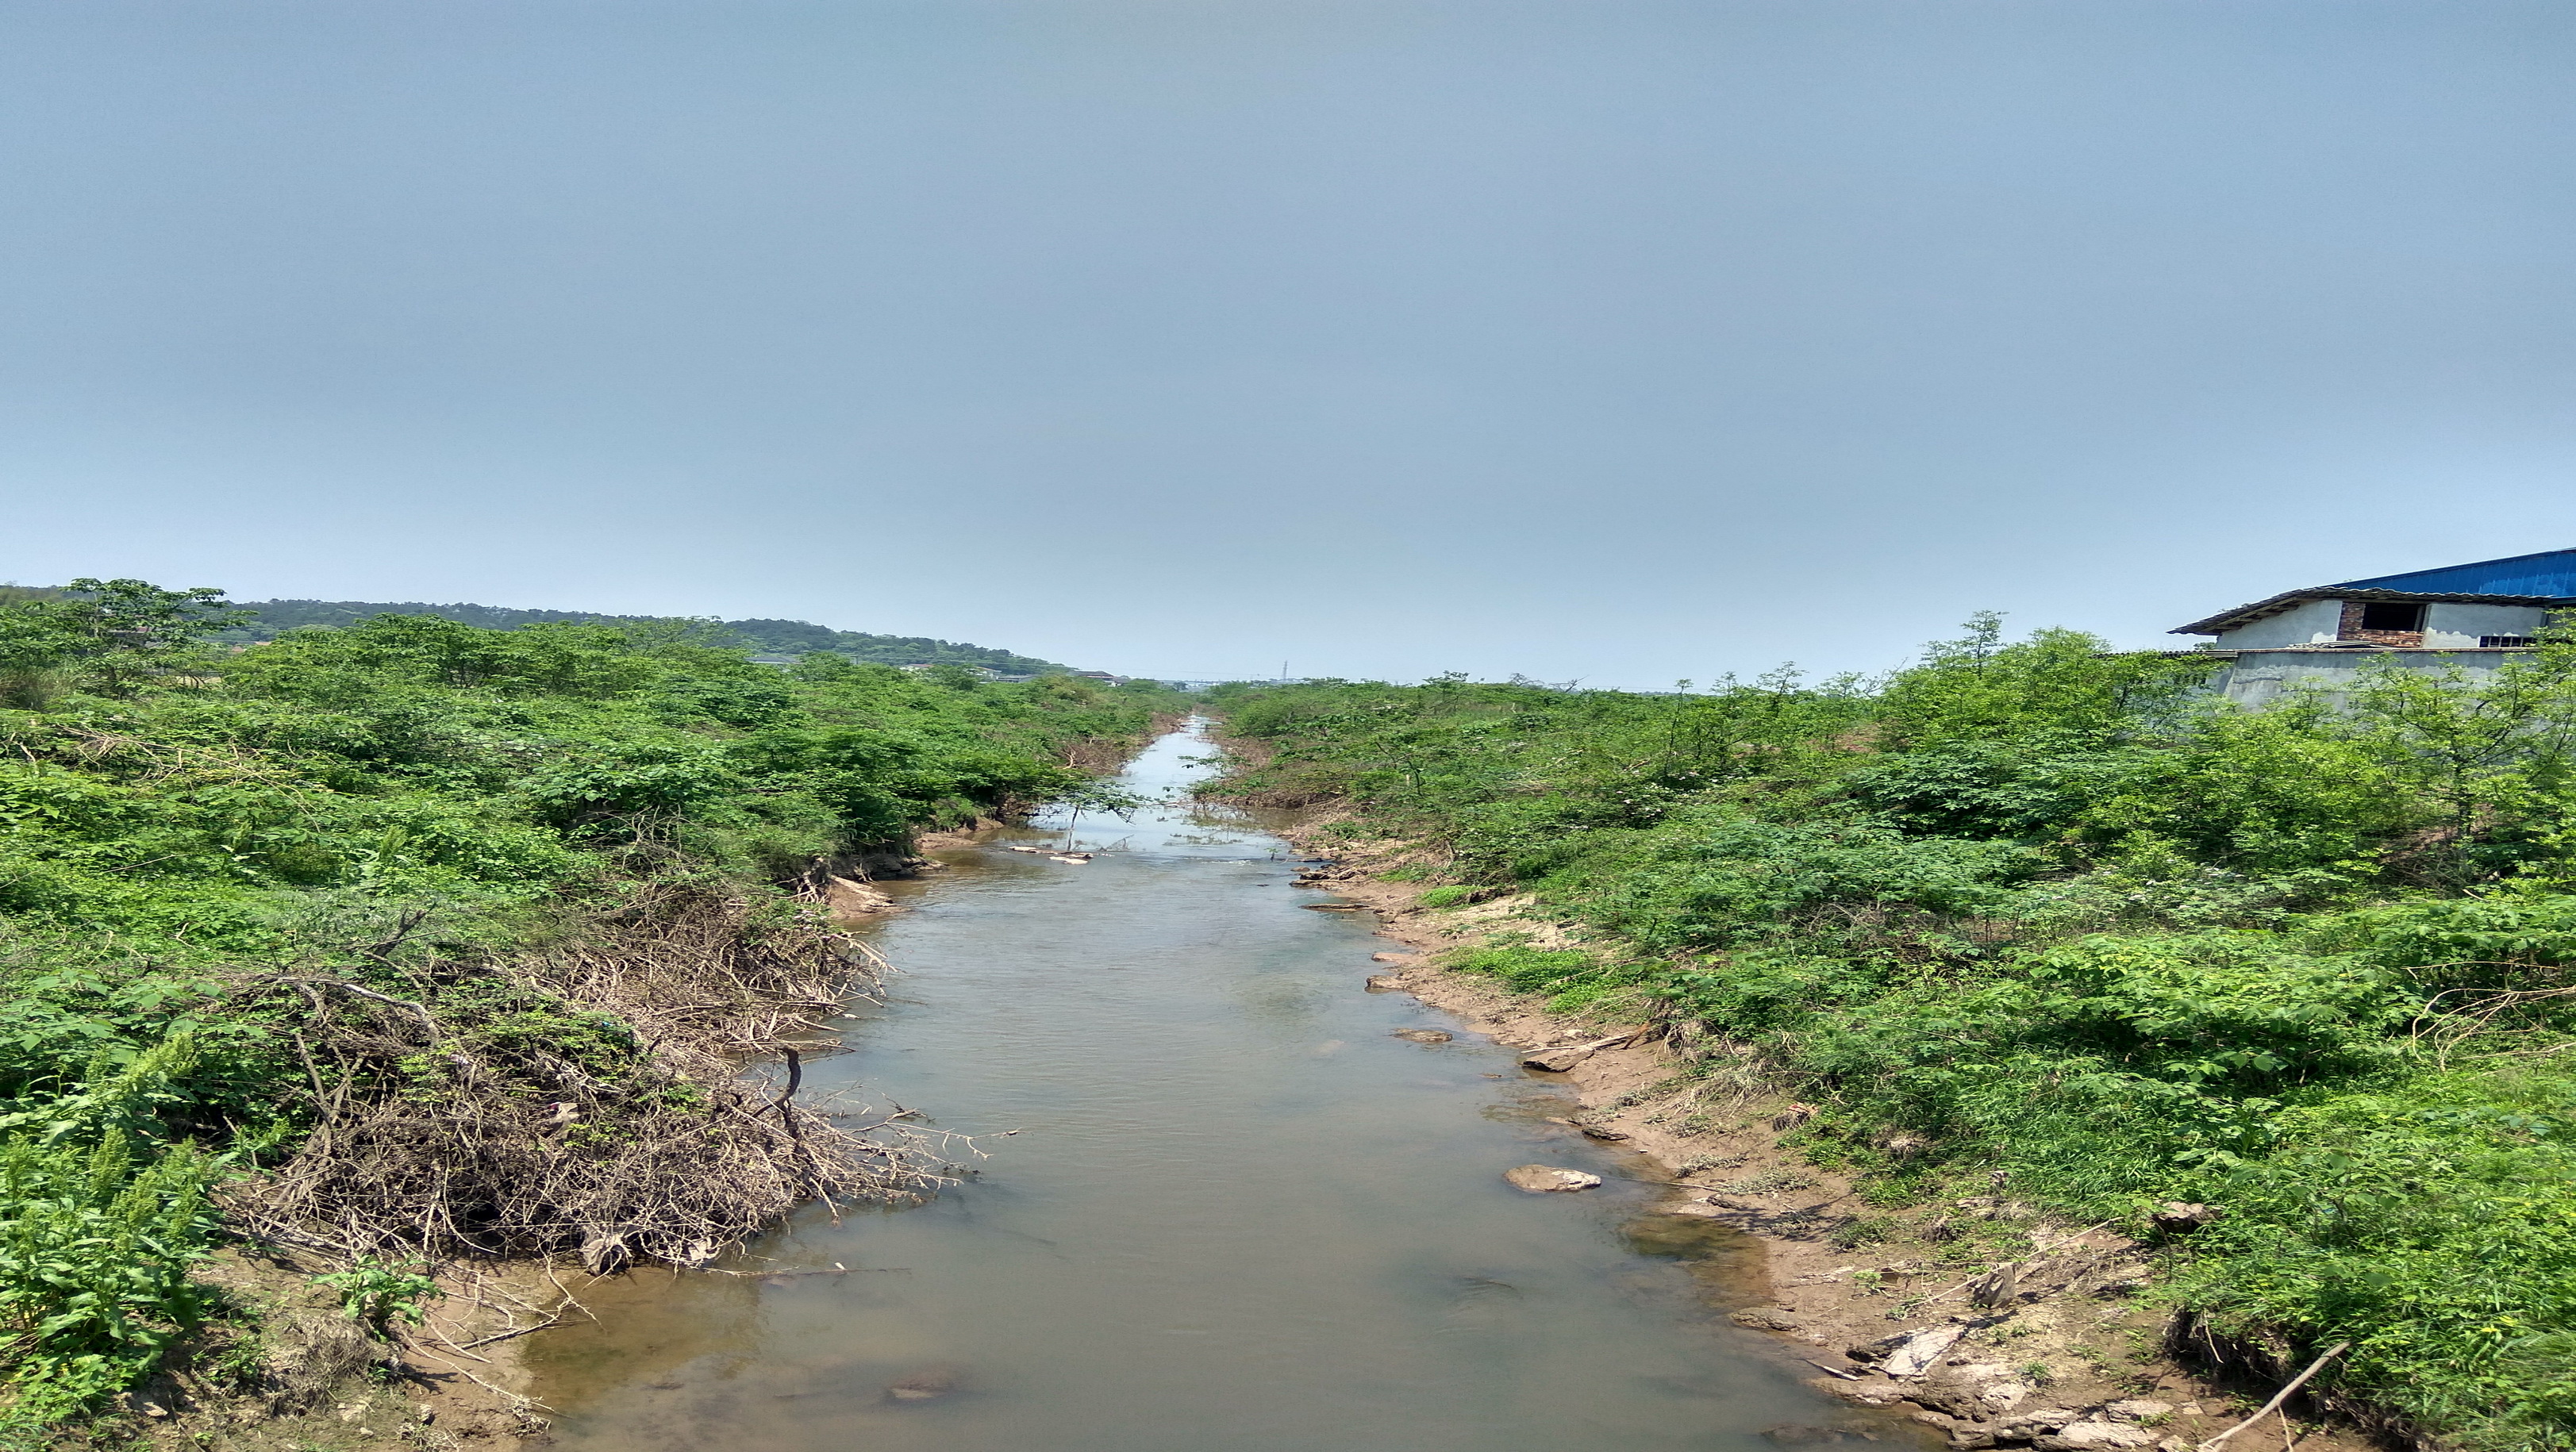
(226, 884, 958, 1273)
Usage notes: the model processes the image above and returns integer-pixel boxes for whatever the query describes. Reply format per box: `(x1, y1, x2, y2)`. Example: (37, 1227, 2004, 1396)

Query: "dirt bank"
(122, 1252, 553, 1452)
(1278, 812, 2382, 1452)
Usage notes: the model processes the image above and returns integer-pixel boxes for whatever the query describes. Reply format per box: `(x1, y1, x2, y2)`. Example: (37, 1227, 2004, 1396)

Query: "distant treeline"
(220, 598, 1078, 675)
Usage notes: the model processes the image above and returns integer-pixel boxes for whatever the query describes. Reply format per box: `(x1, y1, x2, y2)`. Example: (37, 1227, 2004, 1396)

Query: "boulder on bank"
(1848, 1323, 1967, 1377)
(1909, 1362, 2034, 1417)
(1505, 1164, 1603, 1193)
(2150, 1200, 2221, 1233)
(1883, 1324, 1967, 1378)
(2034, 1422, 2160, 1451)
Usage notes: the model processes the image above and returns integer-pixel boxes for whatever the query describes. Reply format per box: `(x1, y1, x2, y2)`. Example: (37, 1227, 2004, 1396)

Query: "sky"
(2, 0, 2570, 686)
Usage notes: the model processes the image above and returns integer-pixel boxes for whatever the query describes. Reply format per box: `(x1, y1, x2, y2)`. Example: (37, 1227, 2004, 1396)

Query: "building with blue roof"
(2171, 549, 2574, 705)
(2174, 547, 2575, 650)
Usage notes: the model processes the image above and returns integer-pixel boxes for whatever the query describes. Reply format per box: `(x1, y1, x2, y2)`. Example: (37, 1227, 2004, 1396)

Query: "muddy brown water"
(526, 722, 1877, 1451)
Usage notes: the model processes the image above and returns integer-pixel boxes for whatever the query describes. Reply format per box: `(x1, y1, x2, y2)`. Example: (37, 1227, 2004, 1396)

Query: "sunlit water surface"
(525, 723, 1873, 1452)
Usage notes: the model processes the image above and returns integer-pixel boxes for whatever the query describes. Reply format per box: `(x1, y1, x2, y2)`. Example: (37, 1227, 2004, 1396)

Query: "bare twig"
(2197, 1343, 2351, 1452)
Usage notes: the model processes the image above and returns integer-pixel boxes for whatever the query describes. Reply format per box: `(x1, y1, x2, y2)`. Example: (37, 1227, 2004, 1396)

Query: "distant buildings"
(2173, 548, 2574, 706)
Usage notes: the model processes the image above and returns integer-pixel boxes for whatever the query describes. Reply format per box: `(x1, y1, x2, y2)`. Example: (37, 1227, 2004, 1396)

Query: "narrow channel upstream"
(526, 723, 1860, 1451)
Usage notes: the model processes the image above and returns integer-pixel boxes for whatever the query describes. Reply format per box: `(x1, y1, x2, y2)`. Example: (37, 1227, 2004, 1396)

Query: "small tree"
(1876, 613, 2216, 749)
(2342, 627, 2576, 882)
(0, 578, 244, 700)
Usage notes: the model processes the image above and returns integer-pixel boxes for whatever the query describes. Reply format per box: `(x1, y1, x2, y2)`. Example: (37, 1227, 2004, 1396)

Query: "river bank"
(1263, 810, 2383, 1452)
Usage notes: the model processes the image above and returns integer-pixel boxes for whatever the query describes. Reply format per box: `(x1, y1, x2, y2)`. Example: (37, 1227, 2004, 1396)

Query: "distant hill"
(221, 599, 1080, 675)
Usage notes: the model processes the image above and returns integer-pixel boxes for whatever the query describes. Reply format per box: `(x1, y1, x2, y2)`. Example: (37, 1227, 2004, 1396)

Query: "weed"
(312, 1262, 438, 1331)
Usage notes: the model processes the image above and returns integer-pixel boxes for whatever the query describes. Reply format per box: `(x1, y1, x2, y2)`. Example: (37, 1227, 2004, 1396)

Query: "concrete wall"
(2212, 599, 2550, 651)
(2422, 601, 2549, 647)
(2210, 648, 2527, 709)
(2213, 597, 2344, 650)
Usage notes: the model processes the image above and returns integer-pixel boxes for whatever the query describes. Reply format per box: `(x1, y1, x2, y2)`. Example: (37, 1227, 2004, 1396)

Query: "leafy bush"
(1209, 621, 2576, 1447)
(0, 582, 1188, 1429)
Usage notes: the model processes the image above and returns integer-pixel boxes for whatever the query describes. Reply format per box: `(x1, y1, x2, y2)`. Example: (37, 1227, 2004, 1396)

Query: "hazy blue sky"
(3, 0, 2570, 684)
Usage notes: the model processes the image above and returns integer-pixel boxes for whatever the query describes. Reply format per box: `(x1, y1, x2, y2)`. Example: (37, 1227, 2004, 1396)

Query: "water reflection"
(526, 721, 1878, 1452)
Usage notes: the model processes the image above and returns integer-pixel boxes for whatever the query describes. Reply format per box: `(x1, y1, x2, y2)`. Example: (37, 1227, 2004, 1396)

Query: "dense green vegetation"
(1211, 619, 2576, 1450)
(0, 578, 1178, 1439)
(213, 597, 1082, 675)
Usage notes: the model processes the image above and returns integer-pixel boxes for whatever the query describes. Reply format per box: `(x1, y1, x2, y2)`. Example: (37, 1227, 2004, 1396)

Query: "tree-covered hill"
(217, 598, 1080, 675)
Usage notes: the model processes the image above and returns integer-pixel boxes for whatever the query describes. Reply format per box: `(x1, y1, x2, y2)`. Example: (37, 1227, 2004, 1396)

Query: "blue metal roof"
(2334, 548, 2576, 598)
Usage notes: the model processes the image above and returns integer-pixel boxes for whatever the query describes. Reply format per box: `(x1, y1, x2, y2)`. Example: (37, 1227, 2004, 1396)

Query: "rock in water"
(886, 1364, 967, 1402)
(1365, 975, 1405, 991)
(824, 875, 896, 920)
(1505, 1164, 1603, 1193)
(1392, 1028, 1453, 1043)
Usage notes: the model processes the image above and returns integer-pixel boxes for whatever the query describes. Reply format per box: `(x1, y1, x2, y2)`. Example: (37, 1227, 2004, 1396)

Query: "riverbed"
(523, 722, 1862, 1451)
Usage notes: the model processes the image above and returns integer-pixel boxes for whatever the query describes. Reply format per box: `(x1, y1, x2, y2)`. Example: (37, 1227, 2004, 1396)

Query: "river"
(524, 721, 1867, 1451)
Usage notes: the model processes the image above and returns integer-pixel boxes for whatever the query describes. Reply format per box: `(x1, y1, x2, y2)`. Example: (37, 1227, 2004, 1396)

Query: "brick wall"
(2337, 600, 2423, 647)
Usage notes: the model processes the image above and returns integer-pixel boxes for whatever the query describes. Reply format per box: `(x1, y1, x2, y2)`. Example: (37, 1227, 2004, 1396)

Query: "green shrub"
(0, 582, 1192, 1430)
(1207, 621, 2576, 1446)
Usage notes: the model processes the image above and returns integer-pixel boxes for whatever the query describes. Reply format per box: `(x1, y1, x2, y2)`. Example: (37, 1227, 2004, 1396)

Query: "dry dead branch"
(2197, 1343, 2351, 1452)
